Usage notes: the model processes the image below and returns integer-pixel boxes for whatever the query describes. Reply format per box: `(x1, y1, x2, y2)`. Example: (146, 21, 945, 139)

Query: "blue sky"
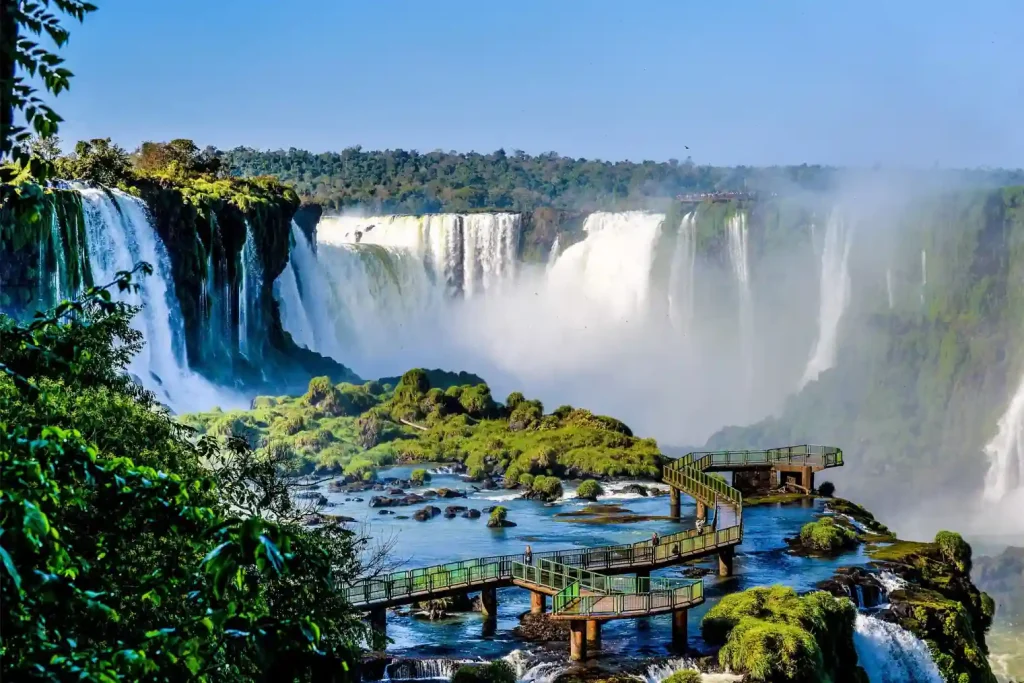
(54, 0, 1023, 167)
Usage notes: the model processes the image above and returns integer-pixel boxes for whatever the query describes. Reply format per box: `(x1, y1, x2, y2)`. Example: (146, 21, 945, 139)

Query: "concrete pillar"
(718, 547, 735, 577)
(569, 620, 588, 661)
(671, 609, 688, 652)
(480, 587, 498, 620)
(368, 607, 387, 639)
(586, 620, 602, 650)
(696, 500, 707, 521)
(530, 591, 546, 615)
(803, 466, 814, 492)
(669, 488, 681, 520)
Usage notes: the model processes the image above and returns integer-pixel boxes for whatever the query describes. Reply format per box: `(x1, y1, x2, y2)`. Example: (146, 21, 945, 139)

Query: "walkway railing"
(512, 559, 703, 618)
(344, 445, 843, 608)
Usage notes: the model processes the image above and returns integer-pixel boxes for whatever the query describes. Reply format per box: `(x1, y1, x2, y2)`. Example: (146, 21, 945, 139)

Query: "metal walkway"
(344, 445, 844, 610)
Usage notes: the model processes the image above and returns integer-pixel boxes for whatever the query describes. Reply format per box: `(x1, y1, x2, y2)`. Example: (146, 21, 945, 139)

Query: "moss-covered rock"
(701, 585, 866, 683)
(797, 517, 860, 553)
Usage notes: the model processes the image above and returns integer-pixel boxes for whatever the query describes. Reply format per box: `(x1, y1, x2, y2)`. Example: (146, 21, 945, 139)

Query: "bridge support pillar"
(368, 607, 387, 639)
(696, 500, 708, 521)
(671, 609, 688, 652)
(480, 587, 498, 621)
(636, 568, 650, 582)
(569, 620, 589, 661)
(586, 620, 602, 650)
(718, 547, 735, 577)
(530, 591, 546, 615)
(669, 488, 681, 520)
(803, 466, 814, 493)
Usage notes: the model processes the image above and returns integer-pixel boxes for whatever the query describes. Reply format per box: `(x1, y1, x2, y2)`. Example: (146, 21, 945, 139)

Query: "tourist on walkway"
(696, 517, 705, 534)
(524, 545, 533, 565)
(651, 532, 660, 548)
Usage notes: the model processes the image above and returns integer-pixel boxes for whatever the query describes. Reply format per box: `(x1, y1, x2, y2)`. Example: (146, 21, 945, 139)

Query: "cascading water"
(667, 211, 697, 332)
(381, 658, 471, 681)
(503, 650, 567, 683)
(238, 222, 263, 359)
(799, 209, 853, 389)
(546, 235, 561, 270)
(726, 213, 753, 393)
(74, 187, 239, 412)
(982, 373, 1024, 504)
(853, 614, 944, 683)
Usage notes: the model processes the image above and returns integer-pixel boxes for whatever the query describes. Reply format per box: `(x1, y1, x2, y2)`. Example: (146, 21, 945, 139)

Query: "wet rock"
(487, 519, 517, 528)
(369, 496, 395, 508)
(513, 613, 571, 642)
(817, 567, 885, 608)
(378, 509, 394, 515)
(413, 505, 442, 521)
(395, 515, 410, 520)
(482, 506, 497, 513)
(445, 505, 468, 516)
(463, 509, 481, 519)
(389, 488, 405, 495)
(415, 594, 476, 612)
(617, 484, 649, 497)
(435, 488, 463, 499)
(358, 652, 390, 680)
(422, 490, 438, 498)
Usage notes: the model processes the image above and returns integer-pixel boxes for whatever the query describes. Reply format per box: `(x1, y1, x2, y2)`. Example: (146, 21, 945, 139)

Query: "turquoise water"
(323, 466, 870, 660)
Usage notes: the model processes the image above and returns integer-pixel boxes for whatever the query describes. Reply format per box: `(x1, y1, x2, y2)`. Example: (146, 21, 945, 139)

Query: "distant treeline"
(221, 146, 1024, 214)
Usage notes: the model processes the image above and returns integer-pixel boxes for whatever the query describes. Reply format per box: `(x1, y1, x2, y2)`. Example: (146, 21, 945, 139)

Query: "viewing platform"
(350, 444, 844, 660)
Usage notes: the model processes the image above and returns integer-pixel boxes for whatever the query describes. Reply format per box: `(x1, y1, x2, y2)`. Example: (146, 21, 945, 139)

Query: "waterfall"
(503, 650, 567, 683)
(317, 213, 520, 298)
(853, 615, 943, 683)
(982, 372, 1024, 503)
(667, 211, 697, 331)
(886, 268, 894, 309)
(238, 222, 263, 359)
(76, 188, 237, 412)
(920, 250, 927, 306)
(546, 235, 561, 270)
(799, 209, 853, 389)
(382, 659, 472, 681)
(644, 659, 740, 683)
(548, 211, 664, 321)
(727, 212, 753, 393)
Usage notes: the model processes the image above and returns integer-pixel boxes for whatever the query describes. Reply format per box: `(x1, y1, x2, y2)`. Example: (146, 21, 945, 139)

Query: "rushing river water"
(321, 466, 872, 663)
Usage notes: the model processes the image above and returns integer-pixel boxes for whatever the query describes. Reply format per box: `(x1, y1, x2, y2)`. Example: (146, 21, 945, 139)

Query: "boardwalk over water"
(352, 445, 843, 660)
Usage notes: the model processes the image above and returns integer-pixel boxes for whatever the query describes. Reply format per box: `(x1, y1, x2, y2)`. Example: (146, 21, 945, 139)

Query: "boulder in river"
(463, 509, 481, 519)
(435, 488, 463, 499)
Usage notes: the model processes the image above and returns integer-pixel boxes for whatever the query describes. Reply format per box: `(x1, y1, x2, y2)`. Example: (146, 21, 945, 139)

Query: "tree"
(0, 268, 370, 681)
(1, 0, 97, 178)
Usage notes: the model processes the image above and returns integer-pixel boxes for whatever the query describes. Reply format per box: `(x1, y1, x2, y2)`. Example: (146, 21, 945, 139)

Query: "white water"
(546, 235, 561, 270)
(799, 209, 853, 388)
(886, 268, 894, 309)
(503, 650, 567, 683)
(667, 211, 697, 332)
(982, 372, 1024, 504)
(726, 213, 753, 393)
(76, 188, 240, 412)
(238, 222, 263, 359)
(276, 209, 812, 444)
(853, 614, 943, 683)
(878, 571, 908, 595)
(644, 659, 741, 683)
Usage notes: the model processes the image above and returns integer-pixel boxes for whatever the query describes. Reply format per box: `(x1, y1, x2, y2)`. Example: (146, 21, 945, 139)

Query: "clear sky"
(54, 0, 1024, 167)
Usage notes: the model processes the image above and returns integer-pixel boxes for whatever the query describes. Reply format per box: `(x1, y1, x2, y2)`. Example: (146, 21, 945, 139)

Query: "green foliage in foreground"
(183, 368, 665, 481)
(0, 269, 368, 681)
(451, 661, 516, 683)
(702, 586, 866, 683)
(798, 517, 860, 553)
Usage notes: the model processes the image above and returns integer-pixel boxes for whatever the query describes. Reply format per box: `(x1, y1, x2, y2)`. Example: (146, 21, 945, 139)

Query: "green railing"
(344, 446, 842, 608)
(513, 559, 704, 618)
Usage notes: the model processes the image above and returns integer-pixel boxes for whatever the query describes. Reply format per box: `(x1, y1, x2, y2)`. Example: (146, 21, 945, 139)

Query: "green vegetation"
(410, 468, 431, 485)
(529, 475, 565, 502)
(451, 661, 516, 683)
(0, 271, 368, 680)
(817, 481, 835, 497)
(662, 671, 702, 683)
(183, 369, 665, 481)
(798, 517, 860, 553)
(487, 506, 510, 528)
(702, 586, 866, 683)
(868, 532, 998, 683)
(576, 479, 604, 500)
